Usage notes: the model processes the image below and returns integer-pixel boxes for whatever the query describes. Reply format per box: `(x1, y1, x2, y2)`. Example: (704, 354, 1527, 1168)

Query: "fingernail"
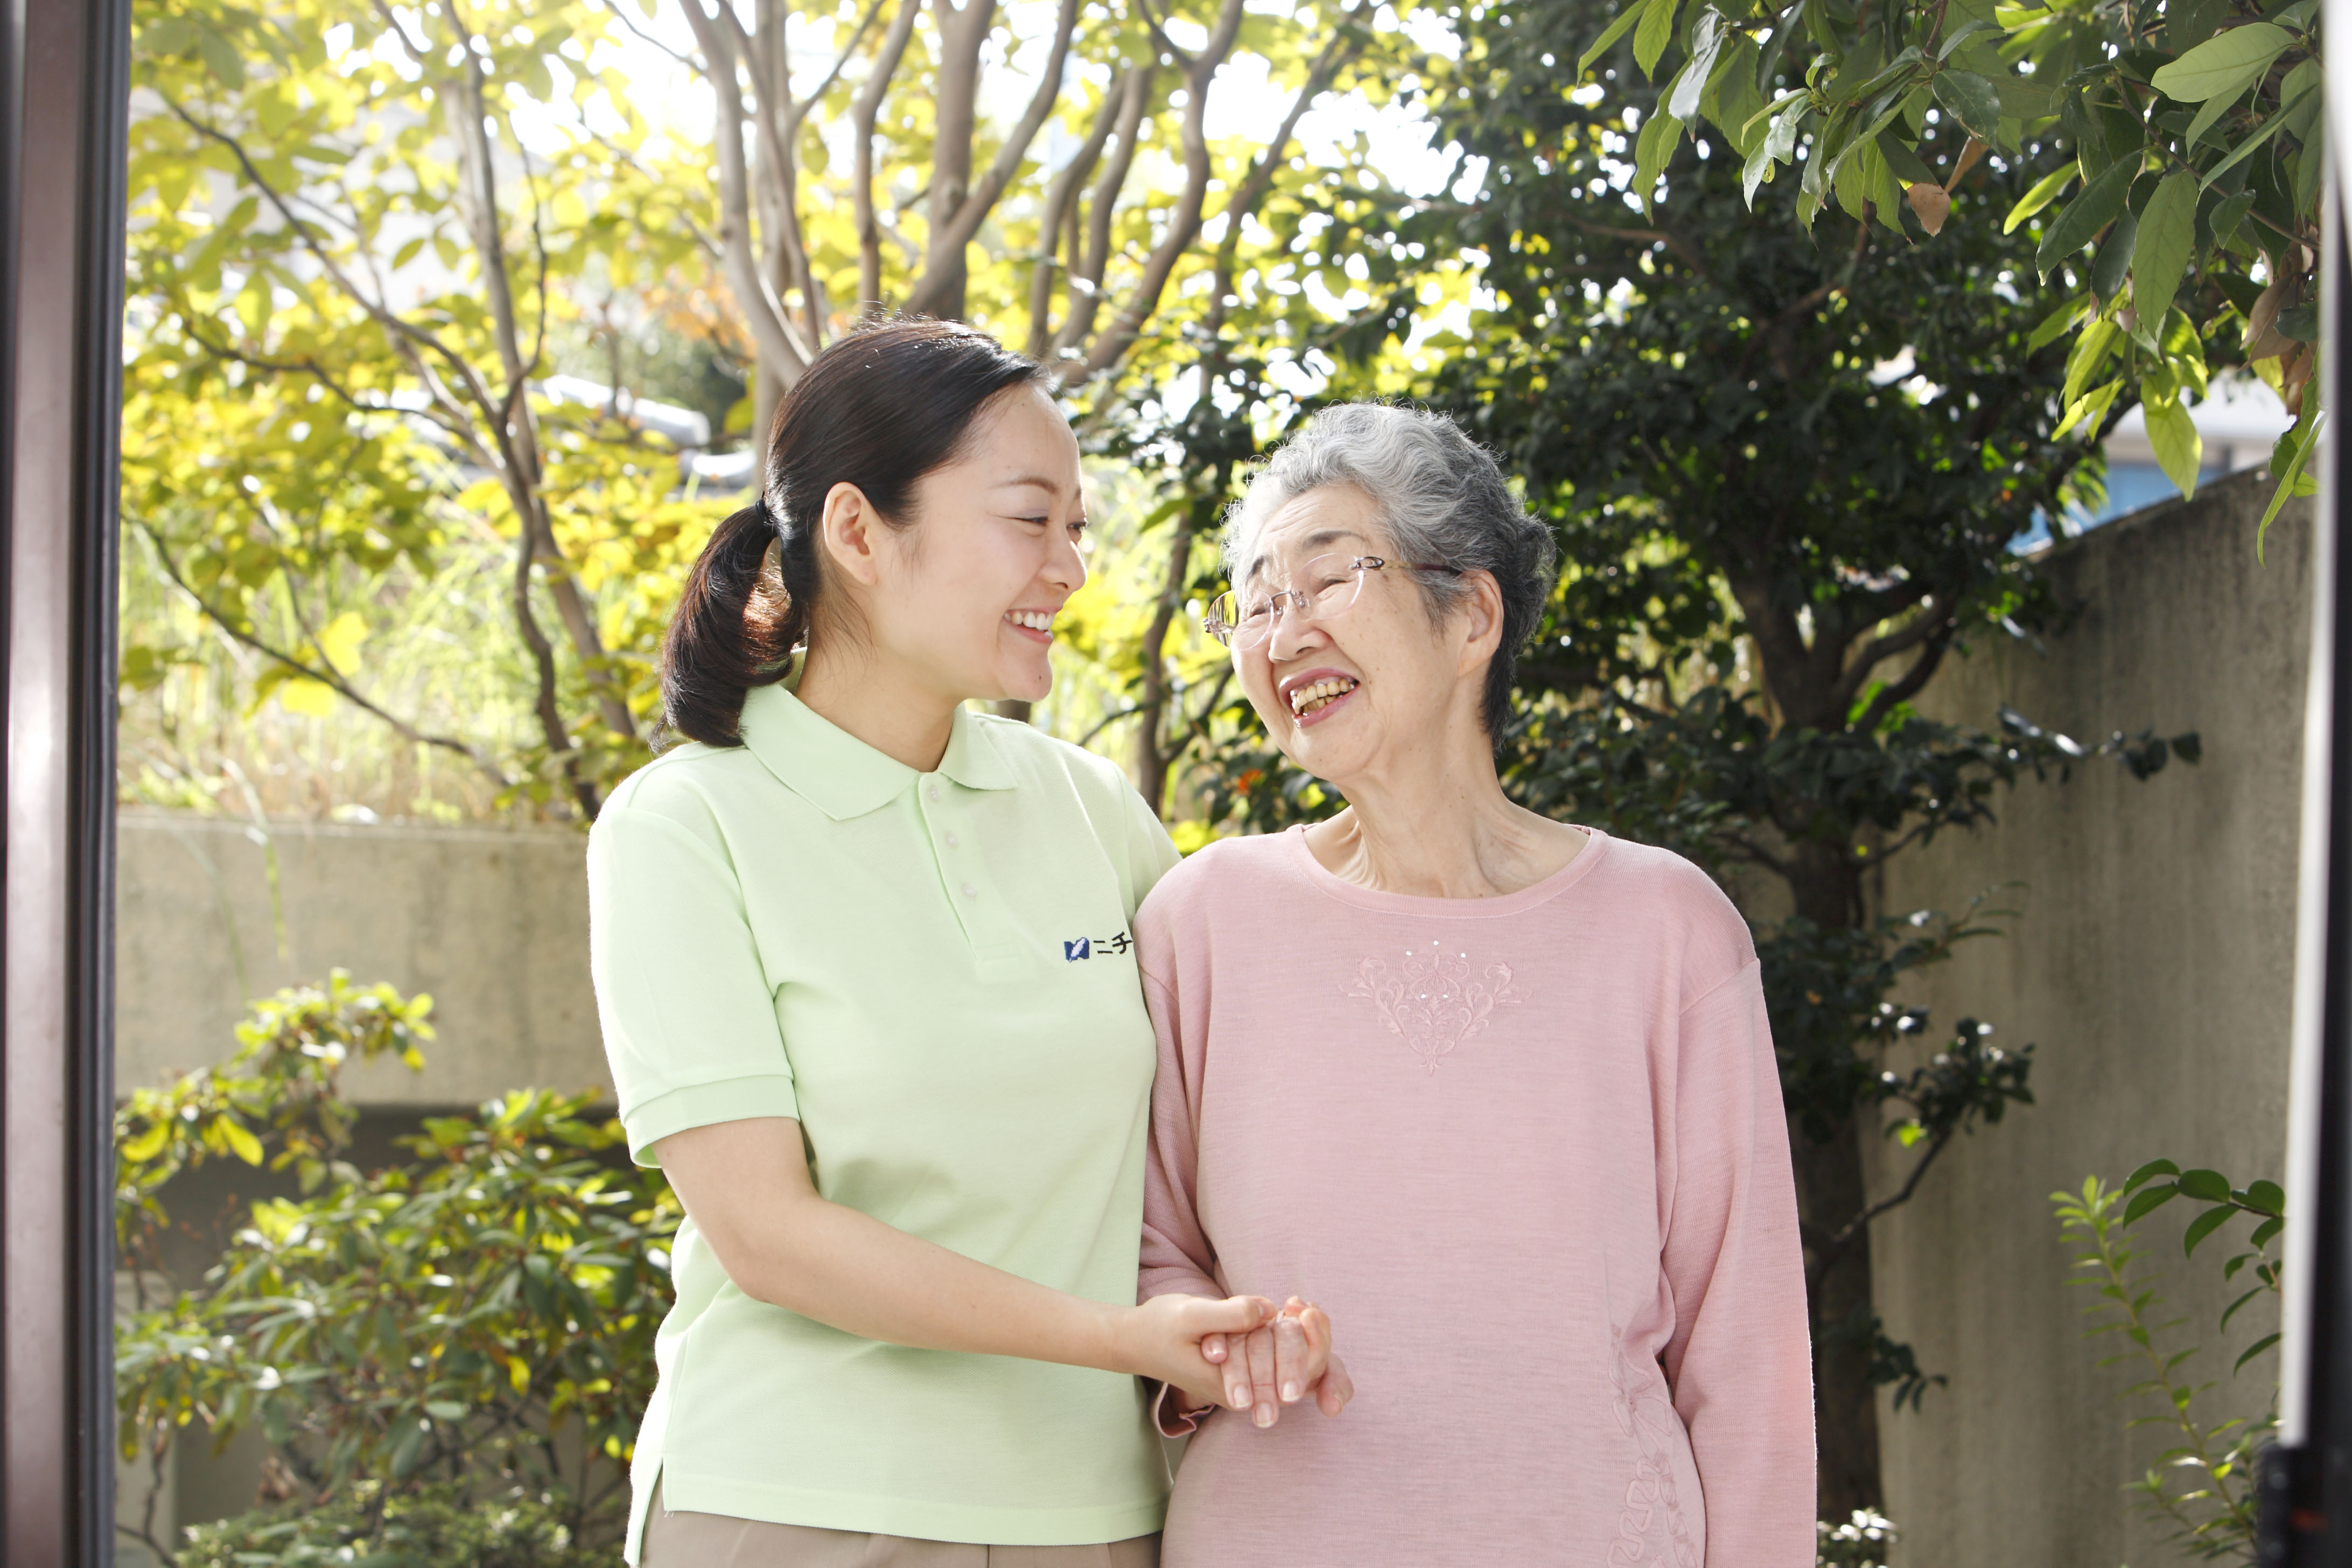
(1254, 1404, 1275, 1428)
(1232, 1385, 1251, 1408)
(1282, 1381, 1300, 1402)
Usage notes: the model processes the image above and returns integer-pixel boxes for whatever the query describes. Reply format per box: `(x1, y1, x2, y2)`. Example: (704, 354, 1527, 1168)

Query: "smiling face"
(831, 383, 1088, 706)
(1229, 484, 1495, 788)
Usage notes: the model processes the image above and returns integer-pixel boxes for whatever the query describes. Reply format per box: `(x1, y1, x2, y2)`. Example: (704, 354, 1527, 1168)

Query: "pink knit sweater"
(1136, 825, 1815, 1566)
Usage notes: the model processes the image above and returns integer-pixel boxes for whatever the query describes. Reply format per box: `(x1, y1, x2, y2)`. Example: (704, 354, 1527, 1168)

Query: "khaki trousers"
(640, 1482, 1163, 1568)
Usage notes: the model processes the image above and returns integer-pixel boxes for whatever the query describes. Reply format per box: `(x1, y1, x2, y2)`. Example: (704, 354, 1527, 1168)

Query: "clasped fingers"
(1222, 1296, 1349, 1427)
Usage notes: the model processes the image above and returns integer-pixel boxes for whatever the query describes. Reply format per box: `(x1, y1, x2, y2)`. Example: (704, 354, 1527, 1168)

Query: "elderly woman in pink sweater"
(1137, 403, 1815, 1565)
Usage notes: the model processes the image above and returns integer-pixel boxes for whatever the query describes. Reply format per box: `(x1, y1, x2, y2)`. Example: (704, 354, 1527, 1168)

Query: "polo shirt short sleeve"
(587, 681, 1182, 1562)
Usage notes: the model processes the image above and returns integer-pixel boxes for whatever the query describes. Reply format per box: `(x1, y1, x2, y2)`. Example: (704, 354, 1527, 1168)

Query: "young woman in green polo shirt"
(587, 320, 1345, 1568)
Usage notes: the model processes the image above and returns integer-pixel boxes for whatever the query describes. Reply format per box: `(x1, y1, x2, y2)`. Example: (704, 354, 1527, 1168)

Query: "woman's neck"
(793, 640, 962, 774)
(1306, 735, 1585, 899)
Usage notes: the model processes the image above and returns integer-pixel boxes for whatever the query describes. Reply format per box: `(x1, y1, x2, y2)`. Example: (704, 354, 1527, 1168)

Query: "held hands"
(1201, 1296, 1351, 1427)
(1122, 1293, 1353, 1429)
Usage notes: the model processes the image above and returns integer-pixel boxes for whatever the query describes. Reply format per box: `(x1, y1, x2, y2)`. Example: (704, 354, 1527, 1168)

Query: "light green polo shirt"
(586, 682, 1180, 1561)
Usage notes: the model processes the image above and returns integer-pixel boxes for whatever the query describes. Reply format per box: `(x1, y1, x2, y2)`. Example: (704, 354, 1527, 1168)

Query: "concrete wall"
(1870, 468, 2312, 1566)
(117, 813, 607, 1106)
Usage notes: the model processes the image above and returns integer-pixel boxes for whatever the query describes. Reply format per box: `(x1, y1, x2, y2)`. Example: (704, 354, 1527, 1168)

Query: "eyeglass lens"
(1211, 555, 1367, 648)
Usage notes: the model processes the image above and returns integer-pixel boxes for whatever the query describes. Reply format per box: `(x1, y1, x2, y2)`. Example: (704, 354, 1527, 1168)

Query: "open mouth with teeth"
(1288, 676, 1359, 720)
(1005, 609, 1055, 643)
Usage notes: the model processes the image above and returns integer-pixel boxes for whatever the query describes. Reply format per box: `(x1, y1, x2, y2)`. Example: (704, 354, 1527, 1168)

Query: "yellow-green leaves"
(1580, 0, 1648, 73)
(2150, 22, 2293, 100)
(2035, 156, 2138, 278)
(1633, 0, 1682, 78)
(2143, 395, 2202, 496)
(1931, 69, 2003, 142)
(1634, 107, 1684, 215)
(2129, 170, 2199, 316)
(1665, 10, 1728, 123)
(2003, 164, 2076, 233)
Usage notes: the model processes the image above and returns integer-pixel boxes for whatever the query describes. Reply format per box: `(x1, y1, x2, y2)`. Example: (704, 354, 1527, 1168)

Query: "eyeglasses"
(1205, 554, 1464, 650)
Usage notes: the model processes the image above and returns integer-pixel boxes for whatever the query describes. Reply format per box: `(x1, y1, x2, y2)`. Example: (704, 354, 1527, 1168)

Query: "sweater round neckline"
(1280, 820, 1611, 917)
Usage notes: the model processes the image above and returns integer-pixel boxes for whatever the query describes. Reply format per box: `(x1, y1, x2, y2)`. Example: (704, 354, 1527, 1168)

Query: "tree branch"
(135, 520, 514, 790)
(1558, 210, 1709, 278)
(853, 0, 923, 314)
(1027, 72, 1125, 356)
(902, 0, 1082, 317)
(782, 0, 888, 136)
(1823, 1123, 1957, 1265)
(1074, 0, 1249, 380)
(1047, 67, 1150, 359)
(678, 0, 816, 380)
(1851, 627, 1954, 734)
(1130, 0, 1194, 67)
(1828, 590, 1939, 716)
(1201, 0, 1369, 348)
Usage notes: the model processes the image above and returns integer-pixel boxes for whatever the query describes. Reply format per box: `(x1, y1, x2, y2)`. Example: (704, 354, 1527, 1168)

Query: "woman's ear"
(818, 481, 885, 587)
(1454, 570, 1507, 676)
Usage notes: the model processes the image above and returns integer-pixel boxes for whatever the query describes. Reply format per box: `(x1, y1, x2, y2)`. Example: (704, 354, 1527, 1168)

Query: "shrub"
(176, 1479, 608, 1568)
(115, 975, 676, 1563)
(2053, 1161, 2285, 1559)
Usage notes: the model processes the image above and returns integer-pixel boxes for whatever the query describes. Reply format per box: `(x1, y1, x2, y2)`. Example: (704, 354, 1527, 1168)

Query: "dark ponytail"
(659, 319, 1051, 748)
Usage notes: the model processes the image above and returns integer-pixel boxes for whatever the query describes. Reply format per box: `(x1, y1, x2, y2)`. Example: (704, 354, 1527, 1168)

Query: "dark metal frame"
(2262, 3, 2352, 1555)
(0, 0, 129, 1561)
(2, 0, 2351, 1556)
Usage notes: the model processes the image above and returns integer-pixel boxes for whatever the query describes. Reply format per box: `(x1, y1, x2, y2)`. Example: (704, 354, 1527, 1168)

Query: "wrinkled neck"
(1309, 738, 1581, 900)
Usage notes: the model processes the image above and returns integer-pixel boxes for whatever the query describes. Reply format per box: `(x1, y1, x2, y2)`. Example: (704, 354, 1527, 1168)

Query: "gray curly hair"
(1222, 403, 1558, 738)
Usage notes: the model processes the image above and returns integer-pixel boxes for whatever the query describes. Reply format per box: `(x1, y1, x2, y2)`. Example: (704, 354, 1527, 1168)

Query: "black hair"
(659, 319, 1051, 747)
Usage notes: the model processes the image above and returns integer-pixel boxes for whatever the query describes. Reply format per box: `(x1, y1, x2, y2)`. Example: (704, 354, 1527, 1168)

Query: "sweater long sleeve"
(1133, 826, 1815, 1567)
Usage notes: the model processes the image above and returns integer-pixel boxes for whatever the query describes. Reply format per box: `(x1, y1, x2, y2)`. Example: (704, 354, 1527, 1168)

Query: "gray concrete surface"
(1870, 468, 2312, 1566)
(116, 813, 606, 1107)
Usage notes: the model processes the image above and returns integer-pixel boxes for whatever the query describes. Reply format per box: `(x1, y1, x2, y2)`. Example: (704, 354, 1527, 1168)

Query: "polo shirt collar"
(738, 680, 1016, 821)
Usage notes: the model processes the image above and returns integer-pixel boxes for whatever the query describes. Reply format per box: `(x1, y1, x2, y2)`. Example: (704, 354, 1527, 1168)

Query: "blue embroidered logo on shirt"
(1064, 932, 1133, 961)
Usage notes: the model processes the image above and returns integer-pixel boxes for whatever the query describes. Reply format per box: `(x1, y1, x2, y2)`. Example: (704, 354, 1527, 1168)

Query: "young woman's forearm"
(655, 1115, 1252, 1391)
(739, 1187, 1132, 1368)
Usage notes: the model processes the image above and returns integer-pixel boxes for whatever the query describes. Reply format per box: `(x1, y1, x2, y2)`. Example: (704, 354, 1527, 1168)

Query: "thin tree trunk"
(1047, 69, 1149, 359)
(1073, 0, 1247, 380)
(1785, 840, 1880, 1521)
(853, 0, 922, 315)
(1026, 73, 1123, 358)
(1798, 1114, 1884, 1522)
(679, 0, 813, 390)
(922, 0, 993, 321)
(438, 18, 637, 750)
(903, 0, 1081, 320)
(1132, 513, 1199, 814)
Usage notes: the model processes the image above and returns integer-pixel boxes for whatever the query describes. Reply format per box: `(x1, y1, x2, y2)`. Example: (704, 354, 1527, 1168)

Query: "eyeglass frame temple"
(1202, 556, 1467, 643)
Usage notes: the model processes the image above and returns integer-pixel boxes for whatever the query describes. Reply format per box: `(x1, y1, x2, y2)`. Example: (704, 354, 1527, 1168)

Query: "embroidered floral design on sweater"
(1606, 1326, 1700, 1568)
(1345, 939, 1527, 1073)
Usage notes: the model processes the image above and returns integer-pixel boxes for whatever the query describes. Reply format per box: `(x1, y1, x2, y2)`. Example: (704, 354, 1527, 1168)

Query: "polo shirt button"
(927, 786, 941, 803)
(945, 832, 960, 849)
(960, 883, 978, 899)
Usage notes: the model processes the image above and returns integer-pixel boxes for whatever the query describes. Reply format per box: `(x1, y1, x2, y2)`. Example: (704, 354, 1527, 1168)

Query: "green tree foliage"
(121, 0, 1439, 821)
(115, 970, 436, 1287)
(1161, 0, 2201, 1514)
(654, 0, 1430, 429)
(177, 1481, 610, 1568)
(1399, 0, 2200, 1513)
(114, 978, 677, 1565)
(127, 0, 729, 817)
(2053, 1161, 2286, 1559)
(1571, 0, 2323, 531)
